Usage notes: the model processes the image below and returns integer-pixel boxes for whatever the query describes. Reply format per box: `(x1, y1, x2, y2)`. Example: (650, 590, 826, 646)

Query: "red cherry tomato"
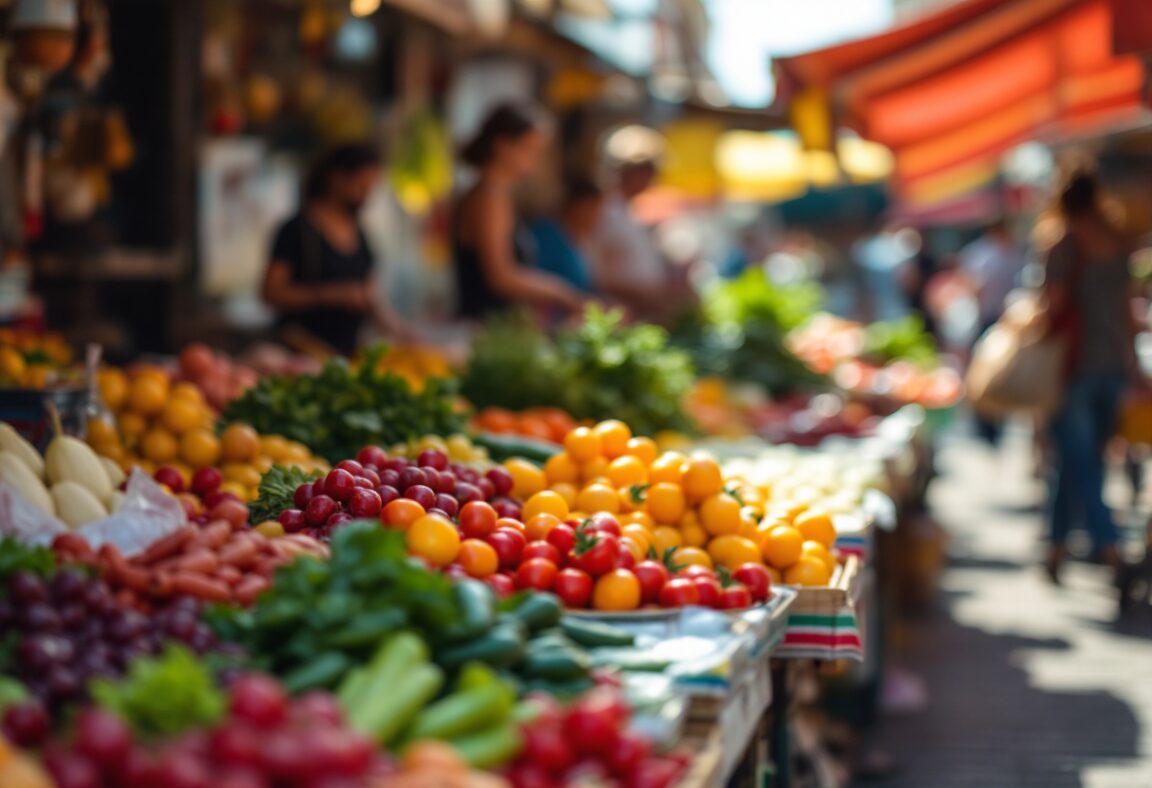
(605, 731, 652, 778)
(554, 568, 594, 608)
(677, 565, 716, 581)
(521, 725, 575, 774)
(632, 560, 670, 605)
(515, 558, 559, 591)
(692, 577, 721, 608)
(484, 573, 516, 597)
(485, 530, 524, 571)
(584, 512, 622, 537)
(569, 532, 620, 577)
(545, 523, 577, 556)
(616, 543, 636, 570)
(458, 501, 498, 539)
(732, 563, 771, 603)
(658, 577, 700, 608)
(564, 688, 628, 757)
(522, 540, 561, 565)
(718, 582, 753, 610)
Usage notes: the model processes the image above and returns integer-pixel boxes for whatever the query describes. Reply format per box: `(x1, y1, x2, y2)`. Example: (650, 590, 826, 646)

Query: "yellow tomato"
(620, 511, 655, 531)
(544, 452, 580, 485)
(258, 435, 290, 462)
(549, 482, 579, 508)
(698, 492, 742, 536)
(619, 536, 645, 563)
(128, 376, 167, 416)
(593, 419, 632, 459)
(579, 457, 609, 485)
(592, 570, 641, 611)
(160, 398, 202, 434)
(97, 367, 128, 412)
(170, 381, 206, 404)
(784, 556, 832, 586)
(801, 540, 837, 572)
(621, 524, 652, 554)
(648, 452, 686, 485)
(707, 535, 762, 571)
(523, 490, 570, 521)
(681, 457, 723, 501)
(504, 458, 547, 498)
(650, 525, 683, 555)
(672, 546, 713, 569)
(681, 521, 708, 548)
(140, 428, 178, 464)
(564, 426, 603, 463)
(605, 455, 648, 489)
(576, 483, 620, 515)
(180, 429, 221, 469)
(759, 525, 804, 570)
(645, 482, 686, 524)
(407, 514, 461, 567)
(795, 509, 837, 547)
(220, 424, 260, 463)
(222, 463, 262, 488)
(623, 436, 658, 466)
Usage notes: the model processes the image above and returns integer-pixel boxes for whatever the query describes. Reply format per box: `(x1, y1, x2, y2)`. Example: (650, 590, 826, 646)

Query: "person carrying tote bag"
(1036, 167, 1141, 583)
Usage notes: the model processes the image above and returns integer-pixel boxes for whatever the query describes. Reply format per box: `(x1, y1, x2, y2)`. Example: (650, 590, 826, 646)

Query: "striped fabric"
(777, 611, 864, 660)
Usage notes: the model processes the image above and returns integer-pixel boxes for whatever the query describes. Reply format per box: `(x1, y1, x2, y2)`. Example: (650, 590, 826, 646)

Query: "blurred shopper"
(853, 221, 909, 322)
(897, 227, 940, 339)
(263, 143, 410, 356)
(453, 103, 584, 321)
(592, 158, 668, 320)
(1043, 167, 1139, 581)
(961, 218, 1025, 445)
(529, 177, 603, 293)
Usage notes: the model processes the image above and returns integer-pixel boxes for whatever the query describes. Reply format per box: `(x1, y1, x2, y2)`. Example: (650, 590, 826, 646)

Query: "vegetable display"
(462, 307, 695, 436)
(223, 346, 465, 464)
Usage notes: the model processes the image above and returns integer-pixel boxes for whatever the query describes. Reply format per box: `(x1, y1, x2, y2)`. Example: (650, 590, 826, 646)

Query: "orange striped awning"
(775, 0, 1151, 207)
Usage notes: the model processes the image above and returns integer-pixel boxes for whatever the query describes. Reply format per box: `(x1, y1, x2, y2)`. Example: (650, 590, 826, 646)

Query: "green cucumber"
(471, 433, 560, 464)
(522, 647, 590, 681)
(281, 651, 352, 693)
(449, 720, 525, 769)
(436, 622, 525, 670)
(404, 680, 515, 741)
(560, 617, 636, 648)
(441, 580, 496, 643)
(508, 593, 562, 632)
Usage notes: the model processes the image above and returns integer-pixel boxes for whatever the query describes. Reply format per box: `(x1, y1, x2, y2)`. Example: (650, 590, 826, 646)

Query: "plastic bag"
(0, 470, 186, 557)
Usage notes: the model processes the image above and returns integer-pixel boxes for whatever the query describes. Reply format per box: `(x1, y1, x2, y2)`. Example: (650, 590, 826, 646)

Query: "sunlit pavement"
(858, 428, 1152, 788)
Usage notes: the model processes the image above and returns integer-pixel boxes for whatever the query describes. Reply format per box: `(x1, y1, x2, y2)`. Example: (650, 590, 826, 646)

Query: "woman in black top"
(454, 103, 584, 320)
(263, 144, 409, 355)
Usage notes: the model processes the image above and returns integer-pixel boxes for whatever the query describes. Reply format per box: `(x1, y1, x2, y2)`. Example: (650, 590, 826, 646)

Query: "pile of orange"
(90, 366, 327, 501)
(472, 406, 577, 445)
(0, 330, 75, 389)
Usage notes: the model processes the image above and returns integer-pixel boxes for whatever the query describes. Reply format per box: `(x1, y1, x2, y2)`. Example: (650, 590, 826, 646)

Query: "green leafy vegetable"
(862, 315, 938, 368)
(90, 645, 226, 738)
(0, 538, 56, 590)
(248, 465, 323, 524)
(223, 345, 465, 463)
(462, 307, 695, 436)
(669, 268, 826, 395)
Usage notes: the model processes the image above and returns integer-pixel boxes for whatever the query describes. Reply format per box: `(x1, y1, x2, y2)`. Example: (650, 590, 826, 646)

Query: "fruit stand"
(0, 302, 950, 787)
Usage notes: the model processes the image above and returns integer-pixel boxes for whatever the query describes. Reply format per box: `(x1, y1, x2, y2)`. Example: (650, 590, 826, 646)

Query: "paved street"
(860, 428, 1152, 788)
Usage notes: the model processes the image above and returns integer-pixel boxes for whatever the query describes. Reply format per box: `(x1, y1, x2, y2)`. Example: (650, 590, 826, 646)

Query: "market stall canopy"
(774, 0, 1152, 206)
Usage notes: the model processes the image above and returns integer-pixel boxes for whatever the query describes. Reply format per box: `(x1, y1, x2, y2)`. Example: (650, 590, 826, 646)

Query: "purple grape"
(59, 603, 85, 628)
(51, 570, 87, 602)
(8, 571, 47, 604)
(20, 603, 60, 631)
(46, 667, 80, 700)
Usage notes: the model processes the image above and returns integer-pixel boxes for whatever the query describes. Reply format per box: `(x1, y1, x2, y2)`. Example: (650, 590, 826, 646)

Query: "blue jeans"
(1047, 373, 1126, 550)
